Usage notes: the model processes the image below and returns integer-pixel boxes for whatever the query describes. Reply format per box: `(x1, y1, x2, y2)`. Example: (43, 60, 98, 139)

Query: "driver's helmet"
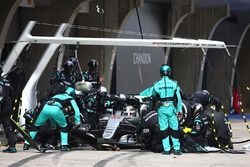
(124, 106, 136, 117)
(125, 97, 140, 108)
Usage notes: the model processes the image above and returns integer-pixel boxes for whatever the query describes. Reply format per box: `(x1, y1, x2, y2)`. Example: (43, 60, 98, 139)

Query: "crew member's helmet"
(64, 60, 74, 74)
(119, 93, 126, 101)
(160, 64, 171, 76)
(65, 87, 76, 97)
(88, 59, 98, 68)
(75, 81, 92, 92)
(68, 57, 77, 65)
(100, 86, 107, 93)
(200, 90, 210, 96)
(192, 103, 203, 116)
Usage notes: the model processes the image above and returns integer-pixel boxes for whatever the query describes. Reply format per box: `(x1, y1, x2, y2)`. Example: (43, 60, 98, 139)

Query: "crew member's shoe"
(23, 143, 30, 150)
(60, 145, 70, 151)
(162, 151, 170, 155)
(173, 150, 181, 155)
(2, 147, 17, 153)
(41, 144, 53, 150)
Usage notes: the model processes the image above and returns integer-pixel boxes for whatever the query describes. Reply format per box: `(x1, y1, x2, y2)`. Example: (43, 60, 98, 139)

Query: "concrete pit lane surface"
(0, 120, 250, 167)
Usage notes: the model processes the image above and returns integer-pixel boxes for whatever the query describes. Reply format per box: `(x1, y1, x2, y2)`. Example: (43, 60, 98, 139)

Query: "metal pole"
(0, 0, 20, 61)
(20, 23, 68, 126)
(26, 35, 226, 49)
(2, 21, 37, 76)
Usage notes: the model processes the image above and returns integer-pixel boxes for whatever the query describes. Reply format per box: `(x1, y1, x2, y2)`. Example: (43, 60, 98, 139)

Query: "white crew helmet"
(100, 86, 107, 93)
(75, 80, 92, 92)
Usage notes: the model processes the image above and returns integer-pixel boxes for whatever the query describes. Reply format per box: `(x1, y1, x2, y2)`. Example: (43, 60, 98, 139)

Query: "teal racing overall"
(152, 76, 182, 152)
(25, 93, 80, 146)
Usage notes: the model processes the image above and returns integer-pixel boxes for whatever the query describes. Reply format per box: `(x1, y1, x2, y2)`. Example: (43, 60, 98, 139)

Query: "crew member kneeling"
(23, 87, 81, 151)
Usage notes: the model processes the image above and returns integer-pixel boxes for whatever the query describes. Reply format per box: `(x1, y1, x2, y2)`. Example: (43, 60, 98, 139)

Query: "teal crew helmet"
(160, 64, 171, 76)
(65, 87, 76, 97)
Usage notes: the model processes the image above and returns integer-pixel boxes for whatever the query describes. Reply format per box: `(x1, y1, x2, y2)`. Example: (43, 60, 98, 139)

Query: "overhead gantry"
(2, 21, 227, 126)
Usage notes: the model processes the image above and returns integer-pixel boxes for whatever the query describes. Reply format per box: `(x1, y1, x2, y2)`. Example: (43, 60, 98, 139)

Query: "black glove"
(78, 124, 91, 132)
(72, 124, 91, 132)
(72, 124, 81, 131)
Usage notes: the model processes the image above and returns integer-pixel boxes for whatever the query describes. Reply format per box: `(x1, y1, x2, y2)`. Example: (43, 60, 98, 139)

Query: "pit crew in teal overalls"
(140, 64, 182, 155)
(23, 87, 81, 151)
(83, 59, 101, 89)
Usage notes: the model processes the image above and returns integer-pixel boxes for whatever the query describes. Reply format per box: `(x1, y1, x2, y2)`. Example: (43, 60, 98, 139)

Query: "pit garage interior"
(0, 0, 250, 114)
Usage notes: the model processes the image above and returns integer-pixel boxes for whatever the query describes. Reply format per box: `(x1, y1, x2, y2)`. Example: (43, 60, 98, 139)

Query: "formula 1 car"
(21, 89, 232, 153)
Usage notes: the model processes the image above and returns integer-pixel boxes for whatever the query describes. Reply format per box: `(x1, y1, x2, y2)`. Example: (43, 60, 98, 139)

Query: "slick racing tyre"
(179, 100, 191, 126)
(204, 109, 233, 148)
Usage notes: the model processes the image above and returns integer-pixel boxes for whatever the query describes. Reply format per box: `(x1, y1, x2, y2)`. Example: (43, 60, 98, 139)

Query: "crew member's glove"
(72, 123, 81, 131)
(182, 127, 192, 134)
(72, 123, 91, 132)
(79, 124, 91, 132)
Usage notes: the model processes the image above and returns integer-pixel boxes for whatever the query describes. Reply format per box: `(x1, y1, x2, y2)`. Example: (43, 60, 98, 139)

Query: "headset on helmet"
(65, 87, 76, 97)
(88, 59, 98, 68)
(160, 64, 171, 76)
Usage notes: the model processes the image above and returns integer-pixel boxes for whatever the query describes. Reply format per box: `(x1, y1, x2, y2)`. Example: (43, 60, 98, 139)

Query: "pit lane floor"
(0, 120, 250, 167)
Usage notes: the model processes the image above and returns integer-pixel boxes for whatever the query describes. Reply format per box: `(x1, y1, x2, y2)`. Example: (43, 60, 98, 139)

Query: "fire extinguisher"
(232, 88, 241, 114)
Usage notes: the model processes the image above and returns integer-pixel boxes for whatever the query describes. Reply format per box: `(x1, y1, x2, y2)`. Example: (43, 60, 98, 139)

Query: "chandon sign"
(133, 53, 152, 64)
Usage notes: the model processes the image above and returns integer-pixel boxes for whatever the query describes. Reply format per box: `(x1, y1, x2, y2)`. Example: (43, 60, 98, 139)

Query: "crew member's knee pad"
(170, 128, 180, 138)
(60, 126, 68, 133)
(161, 128, 170, 139)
